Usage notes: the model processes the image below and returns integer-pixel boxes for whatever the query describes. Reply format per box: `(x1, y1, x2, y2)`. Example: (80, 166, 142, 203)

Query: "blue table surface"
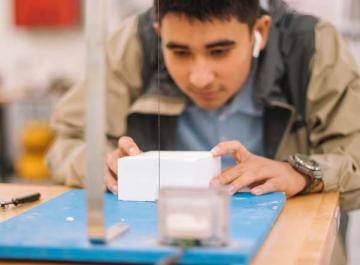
(0, 190, 285, 264)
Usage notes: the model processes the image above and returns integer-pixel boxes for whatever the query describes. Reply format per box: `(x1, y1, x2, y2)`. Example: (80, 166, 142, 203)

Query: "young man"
(47, 0, 360, 217)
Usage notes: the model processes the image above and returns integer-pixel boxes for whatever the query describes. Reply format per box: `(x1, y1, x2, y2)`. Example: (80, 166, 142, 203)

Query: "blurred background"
(0, 0, 359, 263)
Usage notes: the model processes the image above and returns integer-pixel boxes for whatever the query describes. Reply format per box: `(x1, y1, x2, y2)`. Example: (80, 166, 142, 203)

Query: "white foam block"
(118, 151, 221, 202)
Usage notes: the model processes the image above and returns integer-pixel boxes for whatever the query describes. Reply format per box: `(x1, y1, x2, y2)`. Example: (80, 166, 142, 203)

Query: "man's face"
(159, 14, 254, 111)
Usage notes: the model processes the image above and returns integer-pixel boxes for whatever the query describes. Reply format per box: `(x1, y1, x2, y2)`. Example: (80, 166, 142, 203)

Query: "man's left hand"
(210, 141, 308, 198)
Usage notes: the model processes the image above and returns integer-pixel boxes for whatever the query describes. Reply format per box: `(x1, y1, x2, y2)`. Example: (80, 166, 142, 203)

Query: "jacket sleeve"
(45, 16, 143, 187)
(307, 21, 360, 212)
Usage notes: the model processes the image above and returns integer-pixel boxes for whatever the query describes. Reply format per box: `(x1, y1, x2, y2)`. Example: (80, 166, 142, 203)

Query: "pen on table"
(0, 192, 41, 208)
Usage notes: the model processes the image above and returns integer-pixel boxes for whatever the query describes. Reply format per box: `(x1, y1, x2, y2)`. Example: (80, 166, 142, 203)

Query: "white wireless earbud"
(253, 31, 262, 58)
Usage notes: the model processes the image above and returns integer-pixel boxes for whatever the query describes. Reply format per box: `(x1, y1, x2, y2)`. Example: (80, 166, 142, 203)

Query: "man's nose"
(189, 60, 215, 89)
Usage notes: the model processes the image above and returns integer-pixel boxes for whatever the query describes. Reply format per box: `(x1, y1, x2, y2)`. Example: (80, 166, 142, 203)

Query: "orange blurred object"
(14, 0, 81, 28)
(15, 121, 54, 180)
(16, 154, 50, 180)
(21, 121, 54, 152)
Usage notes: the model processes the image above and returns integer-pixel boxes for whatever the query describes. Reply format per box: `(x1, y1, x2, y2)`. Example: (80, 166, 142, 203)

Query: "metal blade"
(85, 0, 107, 244)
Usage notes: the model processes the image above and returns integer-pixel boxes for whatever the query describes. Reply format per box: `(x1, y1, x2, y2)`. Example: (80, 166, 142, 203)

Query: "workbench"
(0, 184, 339, 265)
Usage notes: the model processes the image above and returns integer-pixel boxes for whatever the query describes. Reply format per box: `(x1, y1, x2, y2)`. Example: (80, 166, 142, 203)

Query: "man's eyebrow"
(206, 40, 236, 49)
(166, 42, 189, 49)
(166, 40, 236, 50)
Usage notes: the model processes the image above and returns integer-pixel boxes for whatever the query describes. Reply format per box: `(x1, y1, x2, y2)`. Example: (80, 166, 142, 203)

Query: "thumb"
(118, 136, 141, 156)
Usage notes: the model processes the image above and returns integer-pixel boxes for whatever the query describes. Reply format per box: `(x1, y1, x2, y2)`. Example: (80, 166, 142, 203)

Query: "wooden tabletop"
(0, 184, 339, 265)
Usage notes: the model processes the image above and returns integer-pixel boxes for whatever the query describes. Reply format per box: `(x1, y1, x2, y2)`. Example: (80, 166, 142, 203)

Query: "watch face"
(295, 154, 321, 171)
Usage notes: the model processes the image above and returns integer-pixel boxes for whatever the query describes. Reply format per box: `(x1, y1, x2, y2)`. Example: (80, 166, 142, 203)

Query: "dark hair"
(154, 0, 261, 30)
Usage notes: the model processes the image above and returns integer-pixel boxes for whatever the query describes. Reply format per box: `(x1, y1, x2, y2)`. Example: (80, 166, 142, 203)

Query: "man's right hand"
(104, 136, 141, 195)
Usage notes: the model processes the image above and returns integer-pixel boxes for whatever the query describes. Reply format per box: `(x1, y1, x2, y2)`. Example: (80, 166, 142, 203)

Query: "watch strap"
(288, 154, 323, 195)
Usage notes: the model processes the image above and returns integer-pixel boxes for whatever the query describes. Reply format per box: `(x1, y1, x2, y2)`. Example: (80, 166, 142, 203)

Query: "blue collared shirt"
(175, 63, 264, 168)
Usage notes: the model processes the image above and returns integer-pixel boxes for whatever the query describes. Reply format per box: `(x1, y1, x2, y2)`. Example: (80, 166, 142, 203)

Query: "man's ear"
(253, 15, 272, 51)
(153, 22, 161, 36)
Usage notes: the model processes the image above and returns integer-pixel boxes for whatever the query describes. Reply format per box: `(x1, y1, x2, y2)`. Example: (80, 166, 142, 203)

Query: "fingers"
(105, 149, 120, 195)
(104, 136, 142, 195)
(226, 172, 261, 195)
(209, 166, 246, 187)
(211, 141, 250, 163)
(210, 164, 269, 195)
(118, 136, 141, 156)
(106, 149, 121, 175)
(251, 179, 277, 195)
(104, 166, 118, 195)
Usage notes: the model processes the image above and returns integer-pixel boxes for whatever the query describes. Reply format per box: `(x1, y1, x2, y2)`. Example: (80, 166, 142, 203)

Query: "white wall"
(0, 0, 152, 92)
(0, 0, 85, 93)
(285, 0, 360, 65)
(285, 0, 342, 25)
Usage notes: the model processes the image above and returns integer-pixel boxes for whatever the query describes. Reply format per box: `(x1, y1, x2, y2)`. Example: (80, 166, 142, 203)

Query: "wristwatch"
(288, 154, 323, 195)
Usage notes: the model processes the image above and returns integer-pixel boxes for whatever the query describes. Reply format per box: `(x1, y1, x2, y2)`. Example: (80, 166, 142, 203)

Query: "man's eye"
(210, 49, 228, 56)
(173, 50, 191, 57)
